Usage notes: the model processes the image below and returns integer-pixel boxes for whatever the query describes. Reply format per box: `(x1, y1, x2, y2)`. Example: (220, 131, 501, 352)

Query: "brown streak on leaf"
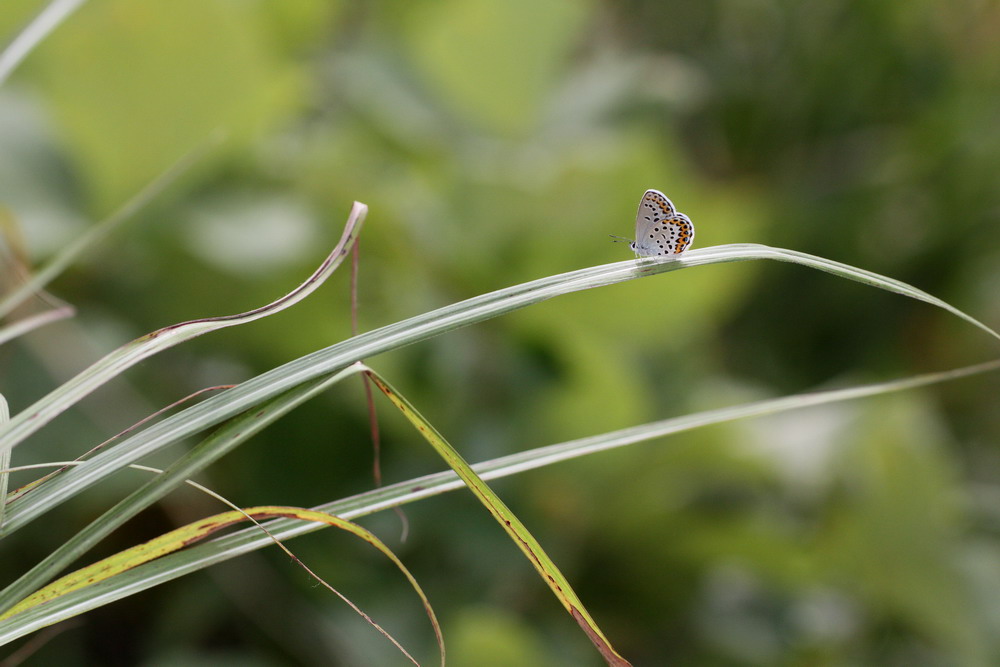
(571, 607, 633, 667)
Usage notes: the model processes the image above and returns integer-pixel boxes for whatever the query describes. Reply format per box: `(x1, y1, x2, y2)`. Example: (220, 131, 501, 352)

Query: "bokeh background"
(2, 1, 1000, 664)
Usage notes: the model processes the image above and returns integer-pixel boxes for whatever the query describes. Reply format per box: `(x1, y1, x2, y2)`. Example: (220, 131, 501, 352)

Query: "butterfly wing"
(631, 189, 694, 256)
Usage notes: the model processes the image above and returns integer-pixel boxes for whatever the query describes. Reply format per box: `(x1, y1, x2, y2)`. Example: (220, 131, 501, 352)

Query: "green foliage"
(31, 0, 303, 212)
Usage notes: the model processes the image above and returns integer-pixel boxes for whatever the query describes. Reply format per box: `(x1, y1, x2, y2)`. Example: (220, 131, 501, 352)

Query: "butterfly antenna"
(608, 235, 632, 244)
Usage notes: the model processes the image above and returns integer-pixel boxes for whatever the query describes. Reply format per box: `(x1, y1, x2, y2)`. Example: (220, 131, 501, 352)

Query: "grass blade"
(0, 359, 996, 646)
(0, 504, 443, 666)
(0, 394, 8, 528)
(363, 365, 631, 665)
(0, 367, 362, 613)
(0, 0, 85, 88)
(0, 201, 366, 459)
(0, 304, 75, 347)
(3, 244, 995, 534)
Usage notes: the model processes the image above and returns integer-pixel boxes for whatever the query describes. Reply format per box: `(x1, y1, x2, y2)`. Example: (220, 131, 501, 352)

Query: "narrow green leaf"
(3, 244, 995, 536)
(0, 0, 86, 88)
(0, 366, 362, 613)
(363, 365, 631, 665)
(0, 394, 8, 528)
(1, 504, 442, 666)
(1, 359, 996, 645)
(0, 200, 366, 459)
(0, 305, 75, 348)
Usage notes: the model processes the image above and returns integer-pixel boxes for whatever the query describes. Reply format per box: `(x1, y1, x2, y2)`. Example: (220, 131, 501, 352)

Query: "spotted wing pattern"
(630, 189, 695, 257)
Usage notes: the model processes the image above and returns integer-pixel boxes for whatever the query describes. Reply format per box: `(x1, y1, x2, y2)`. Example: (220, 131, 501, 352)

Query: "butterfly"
(611, 189, 694, 257)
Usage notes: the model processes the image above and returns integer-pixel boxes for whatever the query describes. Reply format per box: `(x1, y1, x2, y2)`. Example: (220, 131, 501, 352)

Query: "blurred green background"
(2, 0, 1000, 664)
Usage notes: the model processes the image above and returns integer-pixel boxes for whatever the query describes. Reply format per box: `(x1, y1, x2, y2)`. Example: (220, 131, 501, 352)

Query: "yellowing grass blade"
(363, 364, 632, 667)
(0, 504, 442, 666)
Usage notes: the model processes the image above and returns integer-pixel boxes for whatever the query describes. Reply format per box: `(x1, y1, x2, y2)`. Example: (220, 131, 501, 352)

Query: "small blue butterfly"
(611, 189, 694, 257)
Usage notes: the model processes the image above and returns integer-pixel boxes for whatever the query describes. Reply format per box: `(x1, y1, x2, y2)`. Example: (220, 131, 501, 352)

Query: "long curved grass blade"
(1, 506, 307, 619)
(0, 201, 366, 460)
(361, 365, 631, 666)
(3, 244, 995, 535)
(0, 504, 443, 666)
(0, 357, 989, 644)
(0, 458, 443, 667)
(0, 0, 86, 88)
(0, 138, 219, 321)
(165, 473, 443, 667)
(0, 366, 363, 614)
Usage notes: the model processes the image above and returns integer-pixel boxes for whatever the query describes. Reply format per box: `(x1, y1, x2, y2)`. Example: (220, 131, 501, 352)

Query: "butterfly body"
(620, 189, 695, 257)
